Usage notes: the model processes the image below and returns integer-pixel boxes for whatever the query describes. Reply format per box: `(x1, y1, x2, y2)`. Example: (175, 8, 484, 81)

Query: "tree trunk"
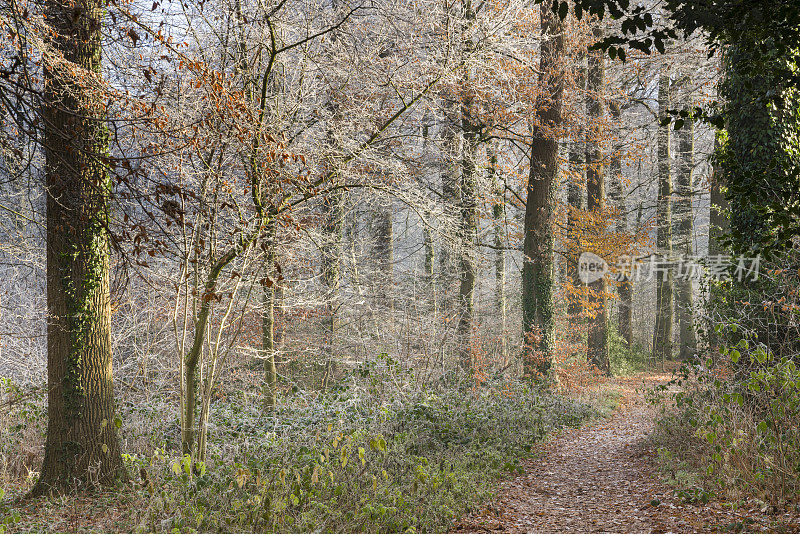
(674, 107, 697, 360)
(652, 75, 674, 364)
(423, 216, 435, 305)
(438, 113, 460, 314)
(457, 137, 478, 370)
(420, 121, 437, 312)
(707, 132, 728, 355)
(455, 0, 479, 371)
(708, 131, 729, 259)
(321, 190, 343, 390)
(567, 53, 587, 321)
(34, 0, 124, 494)
(262, 221, 278, 407)
(521, 1, 565, 378)
(488, 144, 508, 365)
(373, 205, 393, 308)
(608, 101, 633, 346)
(585, 26, 609, 375)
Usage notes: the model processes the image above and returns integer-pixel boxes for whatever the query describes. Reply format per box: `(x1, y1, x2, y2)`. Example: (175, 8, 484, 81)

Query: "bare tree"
(674, 98, 697, 360)
(652, 74, 674, 363)
(586, 24, 609, 374)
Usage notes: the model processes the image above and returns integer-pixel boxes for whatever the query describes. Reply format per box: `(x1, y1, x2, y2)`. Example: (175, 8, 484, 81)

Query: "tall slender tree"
(438, 107, 460, 314)
(652, 74, 674, 363)
(420, 121, 437, 311)
(674, 100, 697, 360)
(455, 0, 480, 370)
(585, 25, 609, 374)
(373, 204, 394, 307)
(262, 222, 279, 407)
(320, 189, 344, 391)
(488, 143, 508, 365)
(608, 101, 633, 346)
(567, 52, 587, 322)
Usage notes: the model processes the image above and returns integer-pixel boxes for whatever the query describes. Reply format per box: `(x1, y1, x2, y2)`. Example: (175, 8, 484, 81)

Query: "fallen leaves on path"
(451, 373, 800, 534)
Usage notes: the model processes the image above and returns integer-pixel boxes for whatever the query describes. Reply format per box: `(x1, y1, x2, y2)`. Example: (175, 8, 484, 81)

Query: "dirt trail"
(450, 373, 783, 534)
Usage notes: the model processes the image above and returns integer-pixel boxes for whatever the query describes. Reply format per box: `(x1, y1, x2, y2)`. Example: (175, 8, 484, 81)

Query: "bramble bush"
(651, 326, 800, 504)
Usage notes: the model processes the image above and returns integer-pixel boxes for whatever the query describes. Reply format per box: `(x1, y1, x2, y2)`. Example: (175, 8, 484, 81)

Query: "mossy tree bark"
(521, 1, 565, 378)
(652, 75, 675, 363)
(35, 0, 124, 494)
(585, 26, 609, 375)
(454, 0, 479, 371)
(674, 106, 697, 360)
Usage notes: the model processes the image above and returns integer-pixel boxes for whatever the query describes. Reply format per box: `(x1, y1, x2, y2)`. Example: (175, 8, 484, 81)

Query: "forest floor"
(450, 372, 800, 534)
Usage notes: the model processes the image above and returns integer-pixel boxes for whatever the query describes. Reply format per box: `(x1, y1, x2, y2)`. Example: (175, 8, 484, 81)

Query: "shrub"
(652, 334, 800, 504)
(120, 373, 596, 533)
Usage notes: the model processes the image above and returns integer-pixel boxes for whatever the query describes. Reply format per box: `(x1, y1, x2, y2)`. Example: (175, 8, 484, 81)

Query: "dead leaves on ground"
(451, 374, 800, 534)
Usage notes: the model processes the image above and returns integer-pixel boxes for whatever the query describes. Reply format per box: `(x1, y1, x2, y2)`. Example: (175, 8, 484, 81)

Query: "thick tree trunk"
(35, 0, 124, 494)
(674, 108, 697, 360)
(585, 26, 609, 375)
(652, 75, 674, 363)
(608, 102, 633, 346)
(521, 2, 565, 378)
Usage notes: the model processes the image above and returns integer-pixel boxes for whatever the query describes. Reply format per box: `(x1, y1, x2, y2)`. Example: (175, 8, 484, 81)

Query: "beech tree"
(521, 0, 565, 377)
(674, 95, 697, 360)
(585, 24, 609, 374)
(652, 74, 674, 363)
(608, 101, 634, 346)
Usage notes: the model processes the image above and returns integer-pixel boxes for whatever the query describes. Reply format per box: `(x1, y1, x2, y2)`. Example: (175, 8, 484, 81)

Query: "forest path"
(450, 372, 763, 533)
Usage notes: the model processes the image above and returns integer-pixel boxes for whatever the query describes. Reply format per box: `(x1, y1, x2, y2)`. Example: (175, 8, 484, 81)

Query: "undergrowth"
(609, 328, 650, 377)
(649, 343, 800, 508)
(1, 359, 598, 533)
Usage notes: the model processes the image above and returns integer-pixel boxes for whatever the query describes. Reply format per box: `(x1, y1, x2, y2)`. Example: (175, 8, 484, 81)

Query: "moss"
(59, 185, 110, 422)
